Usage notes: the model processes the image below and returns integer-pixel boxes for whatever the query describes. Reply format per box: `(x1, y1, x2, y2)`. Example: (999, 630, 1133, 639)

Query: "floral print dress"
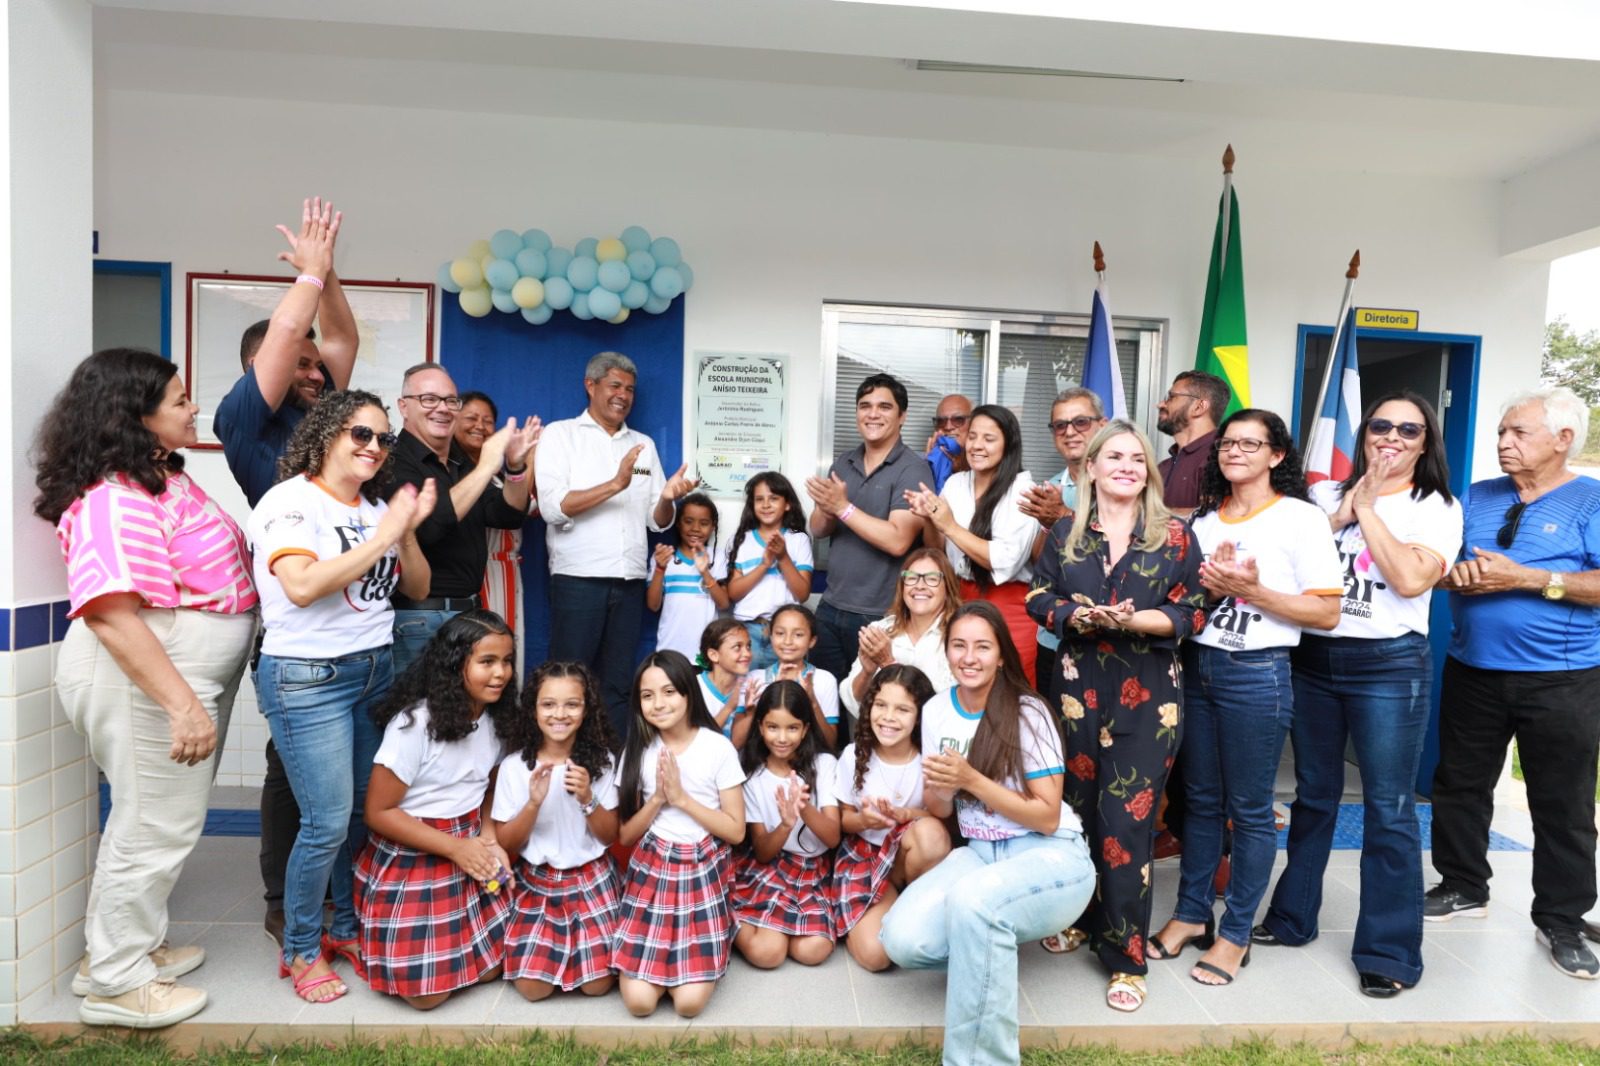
(1025, 514, 1208, 977)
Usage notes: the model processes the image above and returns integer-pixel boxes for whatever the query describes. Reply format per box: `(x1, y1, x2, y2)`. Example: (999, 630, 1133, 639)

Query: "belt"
(392, 594, 481, 612)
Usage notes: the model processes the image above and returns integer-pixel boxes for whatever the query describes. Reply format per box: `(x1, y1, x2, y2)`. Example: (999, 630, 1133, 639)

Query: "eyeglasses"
(1162, 390, 1200, 405)
(901, 570, 945, 588)
(1366, 418, 1425, 441)
(1497, 500, 1527, 549)
(1049, 416, 1100, 435)
(401, 393, 463, 411)
(1215, 437, 1268, 454)
(931, 414, 969, 428)
(347, 425, 399, 450)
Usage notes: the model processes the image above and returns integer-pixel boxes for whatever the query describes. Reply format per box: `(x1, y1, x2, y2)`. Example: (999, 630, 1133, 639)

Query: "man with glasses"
(923, 393, 974, 492)
(387, 362, 539, 674)
(1433, 386, 1600, 980)
(1156, 371, 1231, 517)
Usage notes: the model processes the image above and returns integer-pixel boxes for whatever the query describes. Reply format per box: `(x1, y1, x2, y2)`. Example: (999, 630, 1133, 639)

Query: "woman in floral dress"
(1025, 419, 1208, 1012)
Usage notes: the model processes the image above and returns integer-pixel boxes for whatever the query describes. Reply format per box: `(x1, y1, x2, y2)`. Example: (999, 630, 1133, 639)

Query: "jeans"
(812, 601, 878, 682)
(881, 827, 1094, 1066)
(1431, 657, 1600, 932)
(1174, 644, 1292, 948)
(257, 647, 391, 966)
(742, 619, 779, 672)
(1263, 633, 1429, 985)
(390, 608, 455, 679)
(546, 574, 645, 743)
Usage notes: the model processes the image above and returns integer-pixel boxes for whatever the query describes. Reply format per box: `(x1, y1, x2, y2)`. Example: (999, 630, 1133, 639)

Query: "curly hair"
(617, 650, 722, 820)
(1193, 408, 1312, 517)
(275, 389, 395, 503)
(853, 664, 933, 794)
(373, 610, 518, 746)
(504, 661, 616, 782)
(33, 348, 185, 523)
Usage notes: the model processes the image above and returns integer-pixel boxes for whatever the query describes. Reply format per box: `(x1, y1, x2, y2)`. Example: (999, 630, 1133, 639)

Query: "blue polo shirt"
(214, 367, 308, 507)
(1449, 474, 1600, 671)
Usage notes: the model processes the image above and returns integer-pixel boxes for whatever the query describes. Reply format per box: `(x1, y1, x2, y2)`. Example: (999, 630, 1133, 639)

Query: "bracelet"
(295, 274, 325, 291)
(502, 463, 528, 483)
(838, 503, 857, 523)
(579, 796, 599, 817)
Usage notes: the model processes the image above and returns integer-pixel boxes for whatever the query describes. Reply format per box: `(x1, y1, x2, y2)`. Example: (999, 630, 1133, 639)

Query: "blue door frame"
(93, 259, 173, 359)
(1292, 325, 1482, 797)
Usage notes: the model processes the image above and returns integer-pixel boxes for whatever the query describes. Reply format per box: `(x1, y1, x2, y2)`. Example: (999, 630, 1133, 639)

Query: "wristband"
(295, 274, 325, 291)
(579, 796, 600, 817)
(838, 503, 857, 523)
(502, 462, 528, 483)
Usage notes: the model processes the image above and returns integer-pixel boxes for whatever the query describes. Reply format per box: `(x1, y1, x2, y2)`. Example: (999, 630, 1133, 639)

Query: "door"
(93, 260, 172, 358)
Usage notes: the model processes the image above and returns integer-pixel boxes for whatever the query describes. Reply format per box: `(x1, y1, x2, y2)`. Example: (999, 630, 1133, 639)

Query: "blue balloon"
(643, 292, 672, 314)
(569, 291, 594, 320)
(649, 266, 684, 300)
(649, 237, 681, 267)
(545, 246, 573, 278)
(514, 248, 547, 279)
(566, 256, 599, 292)
(543, 276, 574, 310)
(521, 304, 554, 325)
(626, 250, 656, 281)
(490, 229, 523, 260)
(437, 262, 461, 294)
(597, 260, 631, 293)
(485, 258, 519, 291)
(677, 261, 694, 292)
(520, 228, 552, 252)
(621, 280, 650, 309)
(490, 287, 519, 314)
(620, 225, 652, 253)
(587, 287, 622, 320)
(574, 237, 599, 260)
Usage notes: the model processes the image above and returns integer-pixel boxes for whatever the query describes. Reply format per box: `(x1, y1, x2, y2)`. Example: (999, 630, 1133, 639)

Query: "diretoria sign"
(694, 352, 787, 497)
(1355, 307, 1419, 331)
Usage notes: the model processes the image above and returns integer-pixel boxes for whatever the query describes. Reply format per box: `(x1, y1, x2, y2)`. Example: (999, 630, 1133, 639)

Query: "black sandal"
(1148, 916, 1215, 961)
(1358, 971, 1403, 998)
(1191, 945, 1251, 986)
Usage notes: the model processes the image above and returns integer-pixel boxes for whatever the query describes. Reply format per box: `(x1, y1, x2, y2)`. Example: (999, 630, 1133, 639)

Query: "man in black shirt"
(387, 362, 539, 673)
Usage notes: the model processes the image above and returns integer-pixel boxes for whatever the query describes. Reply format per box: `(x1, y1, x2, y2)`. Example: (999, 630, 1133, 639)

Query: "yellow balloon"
(459, 287, 492, 317)
(512, 277, 545, 309)
(596, 238, 627, 262)
(449, 257, 483, 289)
(465, 239, 491, 261)
(480, 254, 496, 277)
(609, 308, 630, 325)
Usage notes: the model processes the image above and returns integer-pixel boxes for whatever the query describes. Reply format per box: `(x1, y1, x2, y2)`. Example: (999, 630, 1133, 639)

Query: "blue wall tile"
(0, 608, 9, 652)
(50, 600, 70, 642)
(14, 605, 50, 650)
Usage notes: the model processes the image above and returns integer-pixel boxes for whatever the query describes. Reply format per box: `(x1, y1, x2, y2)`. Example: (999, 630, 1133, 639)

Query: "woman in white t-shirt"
(1255, 393, 1462, 998)
(879, 602, 1094, 1066)
(1149, 410, 1342, 989)
(248, 389, 434, 1004)
(907, 405, 1043, 681)
(840, 548, 959, 719)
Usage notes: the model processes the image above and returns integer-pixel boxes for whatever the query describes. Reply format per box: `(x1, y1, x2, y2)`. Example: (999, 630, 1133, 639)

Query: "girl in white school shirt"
(646, 492, 729, 660)
(725, 472, 813, 671)
(697, 617, 758, 746)
(748, 603, 842, 751)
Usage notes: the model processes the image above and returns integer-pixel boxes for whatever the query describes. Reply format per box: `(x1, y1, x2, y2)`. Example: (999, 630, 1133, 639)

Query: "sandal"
(1191, 945, 1251, 986)
(279, 958, 348, 1003)
(321, 934, 366, 978)
(1106, 973, 1146, 1012)
(1148, 916, 1215, 961)
(1041, 927, 1088, 955)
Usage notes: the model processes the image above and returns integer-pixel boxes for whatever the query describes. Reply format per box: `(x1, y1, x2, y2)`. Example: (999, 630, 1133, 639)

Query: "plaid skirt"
(353, 811, 510, 998)
(612, 833, 733, 987)
(503, 854, 620, 989)
(733, 849, 835, 940)
(830, 824, 908, 934)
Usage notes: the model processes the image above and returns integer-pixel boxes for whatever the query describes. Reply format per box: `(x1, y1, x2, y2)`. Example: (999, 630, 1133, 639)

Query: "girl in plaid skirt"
(732, 680, 841, 968)
(831, 664, 950, 972)
(491, 661, 621, 1002)
(614, 650, 747, 1018)
(355, 610, 517, 1010)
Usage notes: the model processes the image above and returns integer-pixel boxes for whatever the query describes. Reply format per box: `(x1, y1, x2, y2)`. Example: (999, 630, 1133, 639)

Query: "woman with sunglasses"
(1148, 409, 1343, 987)
(1253, 392, 1461, 997)
(248, 389, 435, 1004)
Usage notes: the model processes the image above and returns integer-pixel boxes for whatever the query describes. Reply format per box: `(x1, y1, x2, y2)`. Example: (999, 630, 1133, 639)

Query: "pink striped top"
(56, 472, 258, 619)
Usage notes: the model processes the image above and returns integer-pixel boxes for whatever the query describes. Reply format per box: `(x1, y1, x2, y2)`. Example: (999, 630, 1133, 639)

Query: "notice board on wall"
(439, 297, 686, 666)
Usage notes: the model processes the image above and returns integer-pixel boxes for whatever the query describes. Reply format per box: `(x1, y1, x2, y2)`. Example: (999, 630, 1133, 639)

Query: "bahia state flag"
(1082, 274, 1128, 419)
(1195, 186, 1249, 418)
(1305, 307, 1362, 484)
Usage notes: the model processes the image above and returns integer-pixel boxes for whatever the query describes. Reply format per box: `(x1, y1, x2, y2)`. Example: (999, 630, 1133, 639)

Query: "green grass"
(1509, 742, 1600, 803)
(0, 1033, 1595, 1066)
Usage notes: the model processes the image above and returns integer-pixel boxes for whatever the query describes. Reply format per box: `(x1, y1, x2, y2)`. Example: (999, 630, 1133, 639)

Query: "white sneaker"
(72, 943, 206, 996)
(79, 978, 207, 1028)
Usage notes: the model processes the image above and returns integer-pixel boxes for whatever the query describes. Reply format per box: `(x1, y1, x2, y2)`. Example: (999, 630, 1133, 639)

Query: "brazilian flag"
(1195, 186, 1249, 417)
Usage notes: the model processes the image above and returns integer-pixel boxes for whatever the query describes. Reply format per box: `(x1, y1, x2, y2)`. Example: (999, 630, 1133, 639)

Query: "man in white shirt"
(535, 352, 698, 738)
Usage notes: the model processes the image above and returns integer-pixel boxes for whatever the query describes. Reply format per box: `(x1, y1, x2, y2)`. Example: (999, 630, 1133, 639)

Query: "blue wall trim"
(1, 599, 74, 651)
(94, 259, 173, 360)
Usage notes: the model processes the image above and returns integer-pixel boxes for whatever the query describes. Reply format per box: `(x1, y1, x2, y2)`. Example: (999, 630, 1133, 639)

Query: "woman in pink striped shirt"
(35, 348, 259, 1030)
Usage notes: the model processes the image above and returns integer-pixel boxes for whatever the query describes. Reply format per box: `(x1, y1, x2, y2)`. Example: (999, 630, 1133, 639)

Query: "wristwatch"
(1543, 571, 1567, 601)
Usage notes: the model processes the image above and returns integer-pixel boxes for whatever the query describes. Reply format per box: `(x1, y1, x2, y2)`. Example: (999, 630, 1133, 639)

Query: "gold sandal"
(1106, 972, 1146, 1012)
(1041, 927, 1088, 955)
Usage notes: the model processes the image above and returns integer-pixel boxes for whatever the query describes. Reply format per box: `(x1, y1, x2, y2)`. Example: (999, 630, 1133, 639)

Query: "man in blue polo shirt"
(213, 198, 359, 948)
(1432, 386, 1600, 980)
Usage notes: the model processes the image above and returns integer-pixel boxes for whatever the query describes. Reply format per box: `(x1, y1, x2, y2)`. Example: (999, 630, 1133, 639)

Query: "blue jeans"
(546, 575, 645, 742)
(257, 647, 391, 966)
(742, 619, 779, 673)
(1174, 644, 1292, 948)
(1263, 633, 1429, 985)
(881, 827, 1094, 1066)
(812, 601, 878, 682)
(391, 608, 454, 679)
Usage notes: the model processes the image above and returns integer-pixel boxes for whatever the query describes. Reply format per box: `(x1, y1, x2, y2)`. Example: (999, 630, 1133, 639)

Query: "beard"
(1156, 410, 1186, 437)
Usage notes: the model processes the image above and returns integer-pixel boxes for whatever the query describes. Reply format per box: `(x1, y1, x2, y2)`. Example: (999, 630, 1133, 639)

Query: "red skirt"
(960, 578, 1037, 681)
(829, 824, 908, 934)
(503, 854, 620, 989)
(612, 833, 734, 987)
(733, 849, 835, 940)
(353, 811, 510, 998)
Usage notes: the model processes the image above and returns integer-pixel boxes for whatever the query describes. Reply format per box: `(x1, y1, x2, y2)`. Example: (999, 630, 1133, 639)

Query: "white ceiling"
(92, 1, 1600, 181)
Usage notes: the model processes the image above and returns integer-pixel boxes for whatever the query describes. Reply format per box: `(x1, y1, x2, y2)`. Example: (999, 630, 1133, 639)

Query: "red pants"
(959, 579, 1037, 683)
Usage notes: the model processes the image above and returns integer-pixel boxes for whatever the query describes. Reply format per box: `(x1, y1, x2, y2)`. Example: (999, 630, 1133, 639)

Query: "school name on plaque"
(694, 352, 786, 497)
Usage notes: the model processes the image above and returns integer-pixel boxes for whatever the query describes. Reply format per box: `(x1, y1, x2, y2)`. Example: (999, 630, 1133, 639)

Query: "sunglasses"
(1366, 418, 1426, 441)
(1497, 500, 1526, 549)
(348, 425, 399, 450)
(932, 414, 969, 428)
(1049, 416, 1100, 435)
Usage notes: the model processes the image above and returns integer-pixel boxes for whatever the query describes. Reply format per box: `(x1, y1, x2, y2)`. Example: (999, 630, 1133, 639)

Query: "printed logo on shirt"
(1338, 542, 1387, 620)
(333, 522, 401, 611)
(1206, 597, 1262, 649)
(938, 735, 972, 756)
(633, 466, 652, 477)
(264, 511, 305, 533)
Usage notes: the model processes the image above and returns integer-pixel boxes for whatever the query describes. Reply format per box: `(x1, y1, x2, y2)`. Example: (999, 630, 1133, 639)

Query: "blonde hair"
(1062, 419, 1173, 562)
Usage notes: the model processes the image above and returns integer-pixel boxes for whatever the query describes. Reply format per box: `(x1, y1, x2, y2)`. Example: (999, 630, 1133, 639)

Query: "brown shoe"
(79, 978, 207, 1028)
(1213, 855, 1232, 898)
(1153, 830, 1182, 862)
(72, 943, 206, 997)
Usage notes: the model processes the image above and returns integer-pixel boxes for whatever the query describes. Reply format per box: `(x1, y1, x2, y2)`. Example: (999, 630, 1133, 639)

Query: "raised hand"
(526, 761, 555, 808)
(504, 416, 542, 469)
(1019, 481, 1068, 527)
(924, 747, 972, 793)
(1199, 555, 1260, 600)
(476, 422, 515, 472)
(408, 477, 437, 530)
(563, 761, 594, 805)
(766, 532, 788, 563)
(661, 463, 700, 503)
(653, 543, 675, 572)
(805, 473, 850, 517)
(275, 196, 340, 279)
(905, 482, 952, 530)
(857, 624, 892, 671)
(1348, 452, 1393, 516)
(613, 444, 646, 492)
(657, 748, 686, 807)
(377, 482, 421, 544)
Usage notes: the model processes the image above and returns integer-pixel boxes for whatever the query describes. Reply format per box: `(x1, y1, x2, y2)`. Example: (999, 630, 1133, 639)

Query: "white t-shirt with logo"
(651, 548, 729, 660)
(249, 475, 401, 658)
(1189, 495, 1345, 652)
(729, 529, 814, 621)
(637, 728, 746, 844)
(742, 754, 839, 858)
(834, 744, 925, 846)
(373, 702, 504, 819)
(492, 752, 619, 869)
(750, 664, 840, 725)
(1310, 480, 1463, 640)
(919, 688, 1079, 841)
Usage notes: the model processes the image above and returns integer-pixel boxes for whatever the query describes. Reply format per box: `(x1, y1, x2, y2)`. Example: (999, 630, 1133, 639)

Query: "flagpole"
(1093, 239, 1105, 280)
(1218, 145, 1235, 276)
(1306, 250, 1361, 456)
